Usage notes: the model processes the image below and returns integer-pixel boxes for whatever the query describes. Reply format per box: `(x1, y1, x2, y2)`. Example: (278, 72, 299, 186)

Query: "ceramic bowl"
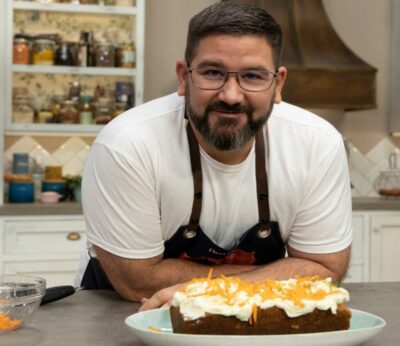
(40, 191, 61, 204)
(41, 180, 66, 200)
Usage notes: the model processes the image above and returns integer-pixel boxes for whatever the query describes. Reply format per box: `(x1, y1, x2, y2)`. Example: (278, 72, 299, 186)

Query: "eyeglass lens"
(190, 67, 276, 91)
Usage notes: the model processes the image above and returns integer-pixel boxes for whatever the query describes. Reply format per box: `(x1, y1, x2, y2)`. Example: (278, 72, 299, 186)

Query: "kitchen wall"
(4, 0, 399, 198)
(143, 0, 395, 154)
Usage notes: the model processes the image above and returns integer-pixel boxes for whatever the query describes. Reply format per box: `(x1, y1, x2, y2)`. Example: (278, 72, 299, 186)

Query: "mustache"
(206, 101, 249, 114)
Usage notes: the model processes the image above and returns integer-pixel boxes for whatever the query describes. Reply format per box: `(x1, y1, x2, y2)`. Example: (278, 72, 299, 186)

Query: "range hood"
(225, 0, 377, 110)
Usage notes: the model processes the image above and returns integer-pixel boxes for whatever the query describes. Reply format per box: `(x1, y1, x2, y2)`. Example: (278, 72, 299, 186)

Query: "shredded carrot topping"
(207, 268, 214, 280)
(0, 313, 22, 331)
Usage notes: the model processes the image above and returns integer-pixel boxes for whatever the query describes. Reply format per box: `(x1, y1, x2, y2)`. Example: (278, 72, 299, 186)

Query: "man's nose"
(218, 74, 245, 105)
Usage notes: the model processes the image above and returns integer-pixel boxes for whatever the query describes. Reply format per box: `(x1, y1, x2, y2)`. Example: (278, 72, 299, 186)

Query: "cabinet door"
(343, 213, 369, 283)
(4, 218, 86, 255)
(370, 214, 400, 282)
(3, 259, 79, 287)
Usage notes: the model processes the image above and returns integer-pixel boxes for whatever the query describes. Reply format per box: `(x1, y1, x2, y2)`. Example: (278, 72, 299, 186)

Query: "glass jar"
(32, 39, 55, 65)
(13, 97, 35, 124)
(119, 41, 135, 68)
(58, 100, 79, 124)
(373, 153, 400, 197)
(95, 98, 112, 124)
(13, 38, 30, 64)
(55, 42, 75, 66)
(95, 42, 115, 67)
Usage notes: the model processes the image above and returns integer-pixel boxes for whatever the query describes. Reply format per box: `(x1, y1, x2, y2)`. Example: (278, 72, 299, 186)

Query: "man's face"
(177, 34, 286, 151)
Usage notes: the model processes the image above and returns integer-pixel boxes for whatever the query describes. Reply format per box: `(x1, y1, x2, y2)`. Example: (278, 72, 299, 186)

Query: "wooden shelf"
(13, 1, 136, 16)
(13, 64, 136, 77)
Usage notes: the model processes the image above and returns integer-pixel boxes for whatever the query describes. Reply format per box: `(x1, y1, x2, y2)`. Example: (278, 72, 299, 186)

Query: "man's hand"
(139, 283, 183, 311)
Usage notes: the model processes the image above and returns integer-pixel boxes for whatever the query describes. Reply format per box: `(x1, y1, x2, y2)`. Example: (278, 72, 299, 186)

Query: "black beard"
(185, 90, 274, 151)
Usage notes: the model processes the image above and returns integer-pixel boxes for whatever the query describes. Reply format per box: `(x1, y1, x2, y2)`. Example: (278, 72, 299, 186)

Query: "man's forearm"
(100, 252, 255, 302)
(237, 256, 340, 283)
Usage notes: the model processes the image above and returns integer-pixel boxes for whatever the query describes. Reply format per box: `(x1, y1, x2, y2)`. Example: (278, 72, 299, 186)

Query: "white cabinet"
(0, 215, 86, 287)
(3, 0, 144, 134)
(343, 212, 370, 283)
(370, 213, 400, 282)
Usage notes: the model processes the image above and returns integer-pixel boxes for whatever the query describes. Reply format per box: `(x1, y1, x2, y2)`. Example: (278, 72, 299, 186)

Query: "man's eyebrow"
(195, 61, 225, 68)
(194, 61, 272, 71)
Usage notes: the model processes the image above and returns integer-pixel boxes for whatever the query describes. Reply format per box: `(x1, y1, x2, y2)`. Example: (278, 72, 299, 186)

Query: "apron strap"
(255, 129, 271, 232)
(187, 123, 203, 232)
(186, 122, 271, 232)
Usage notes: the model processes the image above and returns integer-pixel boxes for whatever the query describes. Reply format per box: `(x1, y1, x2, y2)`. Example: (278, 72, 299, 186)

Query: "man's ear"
(273, 66, 287, 104)
(176, 59, 188, 96)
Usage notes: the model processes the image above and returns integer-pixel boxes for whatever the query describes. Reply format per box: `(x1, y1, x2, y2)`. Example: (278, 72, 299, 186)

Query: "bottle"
(68, 81, 81, 102)
(32, 159, 44, 202)
(55, 42, 74, 66)
(59, 100, 79, 124)
(78, 31, 93, 67)
(80, 95, 93, 124)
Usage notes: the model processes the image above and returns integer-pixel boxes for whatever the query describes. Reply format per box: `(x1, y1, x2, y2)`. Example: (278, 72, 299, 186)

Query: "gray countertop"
(0, 197, 399, 216)
(0, 202, 83, 215)
(1, 282, 399, 346)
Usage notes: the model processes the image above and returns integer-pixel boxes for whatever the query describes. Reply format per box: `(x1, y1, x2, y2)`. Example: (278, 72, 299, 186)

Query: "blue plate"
(125, 308, 385, 346)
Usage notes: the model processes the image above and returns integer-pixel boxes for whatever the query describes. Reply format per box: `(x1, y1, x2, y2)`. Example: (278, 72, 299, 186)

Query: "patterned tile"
(52, 137, 88, 166)
(366, 138, 397, 166)
(5, 135, 400, 198)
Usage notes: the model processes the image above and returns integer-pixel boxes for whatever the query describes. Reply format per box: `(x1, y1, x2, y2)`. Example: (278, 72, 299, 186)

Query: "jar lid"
(33, 38, 55, 45)
(14, 37, 28, 44)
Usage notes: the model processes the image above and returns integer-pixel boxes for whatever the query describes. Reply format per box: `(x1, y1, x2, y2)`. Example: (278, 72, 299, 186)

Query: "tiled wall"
(4, 135, 400, 197)
(348, 137, 400, 197)
(5, 136, 90, 177)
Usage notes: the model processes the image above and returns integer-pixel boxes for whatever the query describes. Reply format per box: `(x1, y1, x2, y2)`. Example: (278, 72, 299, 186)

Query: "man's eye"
(240, 71, 265, 81)
(200, 69, 225, 78)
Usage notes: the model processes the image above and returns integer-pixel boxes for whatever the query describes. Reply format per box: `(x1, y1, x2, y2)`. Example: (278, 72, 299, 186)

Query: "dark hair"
(185, 2, 283, 69)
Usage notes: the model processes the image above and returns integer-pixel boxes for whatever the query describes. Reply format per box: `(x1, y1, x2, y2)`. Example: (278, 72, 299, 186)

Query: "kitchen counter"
(352, 197, 400, 211)
(0, 197, 399, 216)
(0, 202, 82, 215)
(1, 282, 398, 346)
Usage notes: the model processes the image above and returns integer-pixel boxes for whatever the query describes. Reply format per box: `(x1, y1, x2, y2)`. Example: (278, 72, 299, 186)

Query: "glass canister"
(119, 41, 135, 68)
(32, 39, 55, 65)
(95, 42, 115, 67)
(373, 153, 400, 197)
(58, 100, 79, 124)
(13, 38, 30, 64)
(13, 97, 35, 124)
(55, 42, 75, 66)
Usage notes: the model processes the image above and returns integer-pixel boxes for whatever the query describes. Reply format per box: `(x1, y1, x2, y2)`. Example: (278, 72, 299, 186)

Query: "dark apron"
(81, 123, 285, 289)
(164, 123, 285, 265)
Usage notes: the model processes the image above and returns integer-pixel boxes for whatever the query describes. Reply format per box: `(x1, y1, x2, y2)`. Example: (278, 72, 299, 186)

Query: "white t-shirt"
(81, 93, 352, 263)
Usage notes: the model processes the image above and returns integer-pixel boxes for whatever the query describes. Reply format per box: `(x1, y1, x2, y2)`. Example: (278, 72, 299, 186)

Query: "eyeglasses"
(188, 66, 278, 92)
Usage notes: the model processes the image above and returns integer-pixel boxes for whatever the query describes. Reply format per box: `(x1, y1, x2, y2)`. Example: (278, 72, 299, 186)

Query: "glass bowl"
(0, 275, 46, 333)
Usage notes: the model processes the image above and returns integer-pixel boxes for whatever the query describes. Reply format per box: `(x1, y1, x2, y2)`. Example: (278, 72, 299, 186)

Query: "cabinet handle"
(67, 232, 81, 241)
(373, 228, 380, 233)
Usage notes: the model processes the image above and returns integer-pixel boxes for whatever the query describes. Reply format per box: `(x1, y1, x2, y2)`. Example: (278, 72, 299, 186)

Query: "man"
(77, 2, 352, 310)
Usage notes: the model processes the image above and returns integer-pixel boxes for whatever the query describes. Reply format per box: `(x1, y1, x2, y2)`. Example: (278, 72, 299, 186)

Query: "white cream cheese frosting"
(172, 276, 349, 321)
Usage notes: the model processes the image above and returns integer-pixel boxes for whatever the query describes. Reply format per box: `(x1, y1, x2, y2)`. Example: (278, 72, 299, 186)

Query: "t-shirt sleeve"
(288, 136, 353, 253)
(82, 143, 165, 259)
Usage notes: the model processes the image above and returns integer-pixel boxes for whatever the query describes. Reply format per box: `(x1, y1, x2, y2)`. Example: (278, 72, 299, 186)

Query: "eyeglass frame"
(187, 66, 279, 92)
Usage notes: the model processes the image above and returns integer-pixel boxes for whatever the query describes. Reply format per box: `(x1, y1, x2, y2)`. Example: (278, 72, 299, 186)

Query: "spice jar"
(55, 42, 75, 66)
(95, 42, 115, 67)
(32, 39, 55, 65)
(59, 100, 79, 124)
(13, 38, 30, 64)
(119, 41, 135, 68)
(13, 97, 35, 124)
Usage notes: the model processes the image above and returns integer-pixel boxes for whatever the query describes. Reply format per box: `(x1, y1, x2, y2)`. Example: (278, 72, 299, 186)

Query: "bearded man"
(76, 2, 352, 310)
